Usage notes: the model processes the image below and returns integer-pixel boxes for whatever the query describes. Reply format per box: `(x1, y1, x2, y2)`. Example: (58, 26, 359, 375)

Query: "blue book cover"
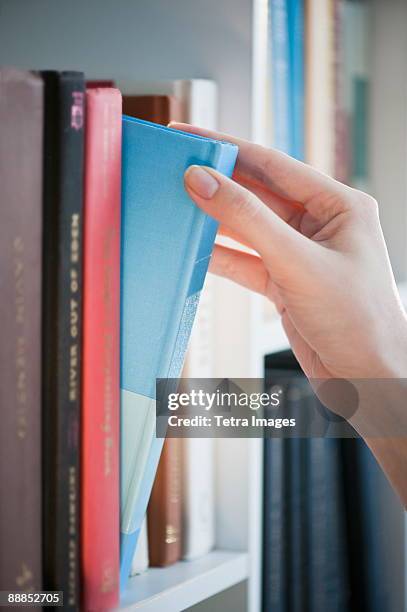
(120, 117, 238, 592)
(287, 0, 304, 160)
(269, 0, 291, 154)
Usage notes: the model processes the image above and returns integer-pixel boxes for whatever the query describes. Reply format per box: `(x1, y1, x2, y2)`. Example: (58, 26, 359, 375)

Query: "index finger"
(169, 122, 347, 206)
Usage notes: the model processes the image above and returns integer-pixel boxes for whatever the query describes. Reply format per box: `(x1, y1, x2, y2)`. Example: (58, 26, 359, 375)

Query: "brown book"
(122, 94, 181, 125)
(0, 68, 43, 592)
(147, 438, 182, 567)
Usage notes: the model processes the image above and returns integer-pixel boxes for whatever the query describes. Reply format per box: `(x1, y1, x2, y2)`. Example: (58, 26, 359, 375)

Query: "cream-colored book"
(305, 0, 335, 175)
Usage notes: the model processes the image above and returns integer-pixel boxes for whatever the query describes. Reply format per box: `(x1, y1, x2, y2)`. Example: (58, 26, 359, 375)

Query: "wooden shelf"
(120, 550, 248, 611)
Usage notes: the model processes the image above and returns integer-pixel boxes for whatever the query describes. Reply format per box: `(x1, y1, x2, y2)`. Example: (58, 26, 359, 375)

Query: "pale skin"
(170, 122, 407, 507)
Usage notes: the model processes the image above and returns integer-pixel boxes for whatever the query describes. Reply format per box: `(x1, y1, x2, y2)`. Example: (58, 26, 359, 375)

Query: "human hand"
(171, 123, 407, 381)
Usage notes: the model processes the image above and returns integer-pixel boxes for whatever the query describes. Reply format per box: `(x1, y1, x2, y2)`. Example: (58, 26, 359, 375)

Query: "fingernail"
(185, 165, 220, 199)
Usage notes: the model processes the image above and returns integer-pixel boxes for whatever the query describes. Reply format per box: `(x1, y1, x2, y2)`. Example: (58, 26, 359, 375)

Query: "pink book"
(81, 87, 122, 611)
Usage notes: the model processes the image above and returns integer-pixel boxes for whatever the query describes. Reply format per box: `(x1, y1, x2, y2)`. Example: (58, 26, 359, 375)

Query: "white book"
(181, 275, 216, 560)
(305, 0, 335, 175)
(178, 80, 217, 560)
(181, 437, 215, 560)
(130, 517, 149, 576)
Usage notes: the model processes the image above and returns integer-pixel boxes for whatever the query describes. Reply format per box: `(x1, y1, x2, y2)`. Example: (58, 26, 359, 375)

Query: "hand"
(171, 122, 407, 507)
(171, 123, 407, 381)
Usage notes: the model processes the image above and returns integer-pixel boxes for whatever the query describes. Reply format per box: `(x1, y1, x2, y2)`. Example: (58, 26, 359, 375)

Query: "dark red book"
(86, 80, 115, 89)
(81, 88, 122, 611)
(0, 67, 43, 594)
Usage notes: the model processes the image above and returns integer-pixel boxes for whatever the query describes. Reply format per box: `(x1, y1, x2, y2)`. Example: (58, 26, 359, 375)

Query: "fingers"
(209, 244, 269, 295)
(184, 165, 312, 268)
(171, 121, 348, 208)
(217, 225, 255, 251)
(234, 175, 304, 230)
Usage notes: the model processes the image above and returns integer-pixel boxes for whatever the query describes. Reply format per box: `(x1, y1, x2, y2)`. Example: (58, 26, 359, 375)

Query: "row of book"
(0, 68, 237, 611)
(263, 0, 370, 610)
(266, 0, 369, 184)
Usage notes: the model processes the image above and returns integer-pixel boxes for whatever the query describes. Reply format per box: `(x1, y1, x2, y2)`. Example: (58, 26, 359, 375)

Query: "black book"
(41, 71, 85, 610)
(263, 351, 350, 612)
(262, 435, 288, 612)
(263, 354, 292, 612)
(306, 437, 349, 611)
(286, 380, 308, 612)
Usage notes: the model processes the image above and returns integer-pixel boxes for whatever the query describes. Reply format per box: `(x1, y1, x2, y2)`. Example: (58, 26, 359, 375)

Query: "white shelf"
(120, 550, 248, 612)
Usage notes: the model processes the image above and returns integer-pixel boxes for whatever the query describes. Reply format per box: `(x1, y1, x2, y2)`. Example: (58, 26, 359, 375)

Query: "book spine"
(0, 68, 43, 593)
(81, 88, 121, 611)
(86, 80, 115, 89)
(287, 436, 307, 612)
(181, 80, 218, 129)
(42, 72, 85, 610)
(286, 376, 309, 612)
(306, 438, 350, 610)
(263, 435, 288, 612)
(288, 0, 305, 160)
(122, 95, 181, 125)
(270, 0, 291, 154)
(263, 362, 297, 612)
(147, 437, 182, 566)
(334, 0, 350, 183)
(181, 438, 215, 560)
(349, 1, 370, 190)
(305, 0, 335, 174)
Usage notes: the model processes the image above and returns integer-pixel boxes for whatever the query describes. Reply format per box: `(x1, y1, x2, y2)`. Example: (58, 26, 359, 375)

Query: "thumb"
(184, 164, 312, 269)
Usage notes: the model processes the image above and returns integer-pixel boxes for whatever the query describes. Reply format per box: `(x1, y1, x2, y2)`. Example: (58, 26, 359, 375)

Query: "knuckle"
(230, 188, 262, 223)
(351, 188, 379, 214)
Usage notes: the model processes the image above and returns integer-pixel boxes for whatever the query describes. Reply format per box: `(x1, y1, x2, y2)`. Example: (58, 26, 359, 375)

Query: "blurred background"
(1, 0, 406, 610)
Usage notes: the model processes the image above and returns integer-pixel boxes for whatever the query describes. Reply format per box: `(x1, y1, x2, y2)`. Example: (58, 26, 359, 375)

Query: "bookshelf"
(0, 0, 406, 610)
(121, 551, 248, 611)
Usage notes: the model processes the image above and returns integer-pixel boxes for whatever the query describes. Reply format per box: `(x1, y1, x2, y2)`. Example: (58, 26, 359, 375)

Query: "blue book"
(270, 0, 291, 154)
(287, 0, 304, 160)
(120, 117, 238, 591)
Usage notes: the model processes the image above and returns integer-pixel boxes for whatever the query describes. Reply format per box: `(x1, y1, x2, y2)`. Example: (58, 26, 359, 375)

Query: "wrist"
(375, 313, 407, 378)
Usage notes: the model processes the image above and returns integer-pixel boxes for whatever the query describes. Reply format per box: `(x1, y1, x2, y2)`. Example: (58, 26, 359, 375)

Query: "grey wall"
(0, 0, 252, 138)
